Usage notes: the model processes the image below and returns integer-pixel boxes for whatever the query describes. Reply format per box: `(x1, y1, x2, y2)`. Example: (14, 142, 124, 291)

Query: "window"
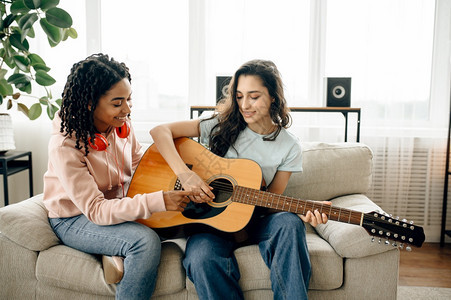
(96, 0, 437, 130)
(100, 0, 189, 124)
(202, 0, 311, 106)
(325, 0, 435, 124)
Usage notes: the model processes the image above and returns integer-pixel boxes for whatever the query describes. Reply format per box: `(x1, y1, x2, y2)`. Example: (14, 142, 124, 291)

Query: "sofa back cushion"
(284, 142, 373, 201)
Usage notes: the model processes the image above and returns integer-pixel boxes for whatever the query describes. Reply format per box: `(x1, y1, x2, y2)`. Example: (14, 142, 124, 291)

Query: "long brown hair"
(207, 59, 291, 157)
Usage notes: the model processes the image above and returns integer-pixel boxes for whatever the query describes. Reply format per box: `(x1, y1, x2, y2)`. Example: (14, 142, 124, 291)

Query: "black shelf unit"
(0, 151, 33, 206)
(441, 94, 451, 246)
(190, 106, 361, 142)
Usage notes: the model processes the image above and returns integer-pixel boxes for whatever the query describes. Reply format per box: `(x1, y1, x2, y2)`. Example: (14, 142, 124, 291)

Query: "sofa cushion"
(36, 242, 186, 297)
(284, 142, 373, 201)
(314, 194, 396, 258)
(186, 225, 343, 295)
(304, 225, 343, 290)
(36, 245, 115, 296)
(0, 194, 60, 251)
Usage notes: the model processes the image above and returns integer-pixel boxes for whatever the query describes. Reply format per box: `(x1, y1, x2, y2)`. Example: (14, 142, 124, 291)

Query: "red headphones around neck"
(88, 123, 130, 151)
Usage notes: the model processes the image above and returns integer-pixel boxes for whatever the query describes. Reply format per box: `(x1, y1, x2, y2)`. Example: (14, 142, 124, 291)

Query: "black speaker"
(325, 77, 351, 107)
(216, 76, 232, 103)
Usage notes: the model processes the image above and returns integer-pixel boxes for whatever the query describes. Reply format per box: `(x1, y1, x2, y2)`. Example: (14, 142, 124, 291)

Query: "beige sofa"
(0, 142, 399, 300)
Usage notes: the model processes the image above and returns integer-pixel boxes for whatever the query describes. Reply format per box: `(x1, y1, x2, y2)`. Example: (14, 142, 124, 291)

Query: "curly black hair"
(59, 53, 131, 156)
(208, 59, 291, 157)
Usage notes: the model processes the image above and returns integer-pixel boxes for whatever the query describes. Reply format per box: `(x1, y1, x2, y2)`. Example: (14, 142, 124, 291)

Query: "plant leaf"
(19, 82, 32, 93)
(40, 18, 62, 44)
(11, 1, 31, 14)
(47, 103, 59, 119)
(28, 53, 46, 66)
(0, 68, 7, 80)
(3, 57, 15, 69)
(0, 78, 13, 96)
(7, 73, 31, 85)
(46, 7, 72, 28)
(68, 27, 77, 39)
(1, 14, 17, 30)
(18, 13, 38, 42)
(40, 0, 60, 10)
(24, 0, 42, 9)
(32, 63, 50, 72)
(47, 36, 59, 47)
(62, 27, 69, 41)
(17, 102, 30, 117)
(12, 55, 31, 72)
(18, 13, 38, 31)
(29, 102, 42, 120)
(9, 33, 30, 51)
(0, 95, 3, 105)
(39, 96, 49, 105)
(27, 26, 35, 38)
(9, 74, 32, 93)
(35, 69, 56, 86)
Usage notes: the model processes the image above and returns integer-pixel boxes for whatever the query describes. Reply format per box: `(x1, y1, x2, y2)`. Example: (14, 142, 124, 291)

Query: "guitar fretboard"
(233, 186, 364, 226)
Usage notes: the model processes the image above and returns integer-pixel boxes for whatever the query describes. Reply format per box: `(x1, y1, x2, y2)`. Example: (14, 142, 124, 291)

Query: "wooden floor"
(399, 242, 451, 287)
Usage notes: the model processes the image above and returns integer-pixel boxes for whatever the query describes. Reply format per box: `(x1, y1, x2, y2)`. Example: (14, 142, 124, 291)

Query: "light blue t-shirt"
(199, 116, 302, 186)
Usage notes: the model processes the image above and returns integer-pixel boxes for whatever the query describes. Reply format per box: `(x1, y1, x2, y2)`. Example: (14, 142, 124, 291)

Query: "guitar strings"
(207, 181, 364, 224)
(209, 181, 233, 192)
(199, 181, 420, 246)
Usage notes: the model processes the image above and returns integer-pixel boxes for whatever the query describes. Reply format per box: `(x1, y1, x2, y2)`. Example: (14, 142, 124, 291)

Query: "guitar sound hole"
(211, 178, 233, 204)
(181, 177, 233, 220)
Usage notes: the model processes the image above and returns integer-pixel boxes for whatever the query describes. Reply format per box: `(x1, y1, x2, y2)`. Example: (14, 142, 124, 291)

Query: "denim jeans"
(49, 215, 161, 300)
(183, 212, 311, 300)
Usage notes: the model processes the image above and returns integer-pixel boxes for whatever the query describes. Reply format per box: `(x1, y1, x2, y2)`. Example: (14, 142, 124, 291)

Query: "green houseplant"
(0, 0, 77, 120)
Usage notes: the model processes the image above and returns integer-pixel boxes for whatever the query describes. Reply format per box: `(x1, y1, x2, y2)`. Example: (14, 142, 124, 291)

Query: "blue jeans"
(49, 215, 161, 300)
(183, 212, 311, 300)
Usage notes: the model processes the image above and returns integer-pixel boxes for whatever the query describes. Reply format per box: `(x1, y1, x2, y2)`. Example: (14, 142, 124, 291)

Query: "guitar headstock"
(362, 211, 425, 249)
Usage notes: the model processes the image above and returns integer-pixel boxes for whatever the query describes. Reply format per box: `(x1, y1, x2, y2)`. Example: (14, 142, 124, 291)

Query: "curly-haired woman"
(43, 54, 196, 299)
(151, 59, 329, 300)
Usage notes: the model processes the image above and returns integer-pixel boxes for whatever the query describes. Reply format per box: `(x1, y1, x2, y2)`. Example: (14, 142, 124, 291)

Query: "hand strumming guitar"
(177, 170, 215, 203)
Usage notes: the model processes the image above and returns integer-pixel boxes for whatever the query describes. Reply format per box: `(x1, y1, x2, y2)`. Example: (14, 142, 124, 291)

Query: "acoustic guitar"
(127, 137, 425, 248)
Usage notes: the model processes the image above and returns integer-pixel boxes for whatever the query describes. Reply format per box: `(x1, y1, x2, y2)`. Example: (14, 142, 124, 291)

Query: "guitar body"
(127, 137, 263, 237)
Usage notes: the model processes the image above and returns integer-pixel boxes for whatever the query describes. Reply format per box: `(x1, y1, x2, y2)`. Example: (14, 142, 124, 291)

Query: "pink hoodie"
(43, 115, 166, 225)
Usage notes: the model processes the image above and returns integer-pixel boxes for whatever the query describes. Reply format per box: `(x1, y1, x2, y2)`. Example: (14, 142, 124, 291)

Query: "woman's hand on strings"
(177, 170, 215, 203)
(299, 201, 332, 227)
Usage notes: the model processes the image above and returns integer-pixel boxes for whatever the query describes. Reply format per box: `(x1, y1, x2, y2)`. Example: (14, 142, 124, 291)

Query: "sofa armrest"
(0, 194, 60, 251)
(313, 194, 396, 258)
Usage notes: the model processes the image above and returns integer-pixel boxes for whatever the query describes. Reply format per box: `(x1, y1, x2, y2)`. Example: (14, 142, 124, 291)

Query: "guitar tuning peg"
(378, 238, 382, 244)
(396, 216, 400, 220)
(371, 237, 375, 243)
(392, 242, 398, 247)
(406, 246, 412, 252)
(384, 240, 390, 245)
(399, 243, 404, 250)
(402, 218, 407, 222)
(410, 220, 414, 224)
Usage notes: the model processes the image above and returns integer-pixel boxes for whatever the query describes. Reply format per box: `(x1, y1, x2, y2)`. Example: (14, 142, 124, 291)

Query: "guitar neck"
(233, 186, 364, 226)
